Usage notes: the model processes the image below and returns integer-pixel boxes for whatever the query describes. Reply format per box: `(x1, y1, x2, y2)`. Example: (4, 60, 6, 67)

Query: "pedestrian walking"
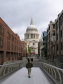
(31, 58, 33, 62)
(26, 58, 33, 78)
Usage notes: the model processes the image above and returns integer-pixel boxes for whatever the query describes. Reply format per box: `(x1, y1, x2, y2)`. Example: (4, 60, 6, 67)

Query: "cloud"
(12, 25, 26, 40)
(0, 0, 63, 40)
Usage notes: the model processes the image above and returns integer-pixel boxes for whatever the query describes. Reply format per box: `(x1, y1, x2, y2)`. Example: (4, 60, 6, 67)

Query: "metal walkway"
(0, 67, 54, 84)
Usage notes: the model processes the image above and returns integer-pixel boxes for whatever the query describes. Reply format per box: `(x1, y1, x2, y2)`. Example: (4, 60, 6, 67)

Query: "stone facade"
(55, 10, 63, 67)
(47, 21, 56, 61)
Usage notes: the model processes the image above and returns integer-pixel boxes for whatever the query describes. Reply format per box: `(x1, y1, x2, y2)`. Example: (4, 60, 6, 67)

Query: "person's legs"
(28, 68, 31, 78)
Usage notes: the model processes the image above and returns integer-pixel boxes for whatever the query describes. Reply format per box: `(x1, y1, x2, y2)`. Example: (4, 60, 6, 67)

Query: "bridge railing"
(0, 61, 22, 79)
(39, 62, 63, 84)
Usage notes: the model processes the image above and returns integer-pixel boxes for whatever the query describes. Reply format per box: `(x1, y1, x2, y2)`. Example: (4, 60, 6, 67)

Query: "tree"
(28, 46, 31, 55)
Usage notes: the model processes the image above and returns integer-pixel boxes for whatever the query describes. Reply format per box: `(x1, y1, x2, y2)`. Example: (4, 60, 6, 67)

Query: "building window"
(60, 30, 62, 38)
(56, 21, 58, 30)
(6, 52, 10, 58)
(0, 52, 3, 58)
(56, 34, 58, 40)
(12, 43, 13, 50)
(61, 42, 63, 50)
(12, 35, 14, 41)
(31, 34, 33, 38)
(56, 44, 58, 50)
(7, 31, 11, 40)
(53, 31, 55, 36)
(7, 41, 10, 50)
(33, 43, 35, 45)
(59, 14, 63, 26)
(0, 24, 4, 35)
(0, 37, 3, 48)
(53, 24, 55, 29)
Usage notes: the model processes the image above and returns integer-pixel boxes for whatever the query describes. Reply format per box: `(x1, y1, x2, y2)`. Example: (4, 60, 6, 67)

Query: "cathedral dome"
(27, 25, 37, 30)
(26, 25, 38, 33)
(26, 18, 38, 34)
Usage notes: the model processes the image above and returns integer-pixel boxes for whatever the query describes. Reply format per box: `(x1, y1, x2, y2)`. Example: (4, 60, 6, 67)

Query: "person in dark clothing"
(31, 58, 33, 62)
(26, 59, 33, 78)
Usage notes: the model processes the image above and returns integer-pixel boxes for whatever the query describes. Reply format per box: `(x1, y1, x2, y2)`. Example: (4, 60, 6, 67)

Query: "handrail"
(40, 62, 63, 71)
(39, 62, 63, 84)
(0, 61, 23, 79)
(0, 61, 22, 67)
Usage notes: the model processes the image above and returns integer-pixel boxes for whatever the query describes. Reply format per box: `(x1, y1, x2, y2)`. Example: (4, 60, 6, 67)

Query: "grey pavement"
(0, 67, 54, 84)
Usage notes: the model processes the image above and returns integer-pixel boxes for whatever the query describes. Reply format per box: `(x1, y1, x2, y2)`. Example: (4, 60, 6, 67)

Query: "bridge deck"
(0, 67, 54, 84)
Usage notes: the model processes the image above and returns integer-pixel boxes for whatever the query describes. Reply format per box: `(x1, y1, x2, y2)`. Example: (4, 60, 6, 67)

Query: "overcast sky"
(0, 0, 63, 40)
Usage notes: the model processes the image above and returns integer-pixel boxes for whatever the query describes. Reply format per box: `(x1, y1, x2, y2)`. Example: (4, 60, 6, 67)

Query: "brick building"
(21, 41, 27, 57)
(0, 17, 25, 64)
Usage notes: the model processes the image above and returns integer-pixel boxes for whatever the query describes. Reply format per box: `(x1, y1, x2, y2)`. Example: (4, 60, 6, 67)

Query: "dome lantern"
(30, 17, 34, 25)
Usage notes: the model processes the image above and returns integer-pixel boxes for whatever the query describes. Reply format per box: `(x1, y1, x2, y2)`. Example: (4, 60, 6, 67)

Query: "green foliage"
(28, 46, 31, 54)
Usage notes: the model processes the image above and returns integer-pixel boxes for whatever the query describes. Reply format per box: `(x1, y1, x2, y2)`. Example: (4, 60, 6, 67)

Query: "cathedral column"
(29, 34, 31, 38)
(34, 34, 35, 38)
(35, 34, 36, 39)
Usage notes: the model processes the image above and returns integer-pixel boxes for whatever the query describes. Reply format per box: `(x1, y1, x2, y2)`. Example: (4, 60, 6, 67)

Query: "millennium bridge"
(0, 57, 63, 84)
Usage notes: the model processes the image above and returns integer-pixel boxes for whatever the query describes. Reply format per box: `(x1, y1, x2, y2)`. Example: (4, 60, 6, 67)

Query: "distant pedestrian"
(26, 58, 33, 78)
(31, 58, 33, 62)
